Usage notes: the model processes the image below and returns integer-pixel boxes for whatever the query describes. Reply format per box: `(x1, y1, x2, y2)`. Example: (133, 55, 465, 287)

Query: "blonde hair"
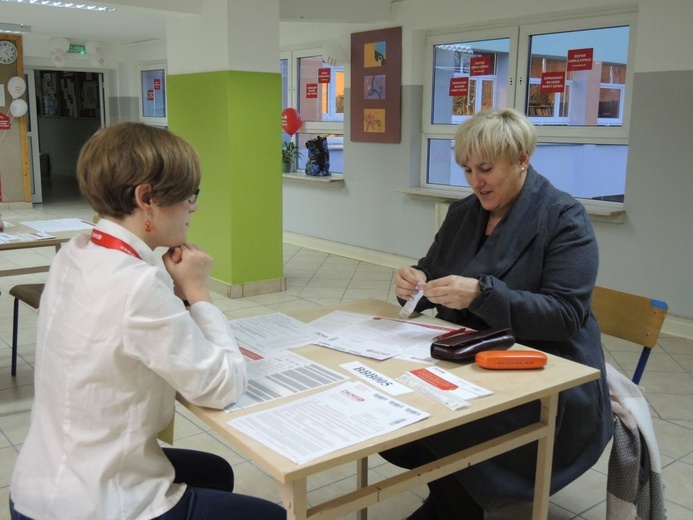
(77, 122, 201, 218)
(454, 108, 537, 167)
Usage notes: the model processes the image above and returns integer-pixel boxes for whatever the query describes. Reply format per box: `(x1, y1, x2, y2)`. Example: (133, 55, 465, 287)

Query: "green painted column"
(162, 0, 283, 297)
(167, 70, 283, 296)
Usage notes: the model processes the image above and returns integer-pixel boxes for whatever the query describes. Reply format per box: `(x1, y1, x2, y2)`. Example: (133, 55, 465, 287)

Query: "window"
(523, 26, 630, 129)
(422, 12, 636, 204)
(429, 34, 514, 126)
(297, 55, 344, 123)
(281, 49, 344, 173)
(138, 65, 167, 126)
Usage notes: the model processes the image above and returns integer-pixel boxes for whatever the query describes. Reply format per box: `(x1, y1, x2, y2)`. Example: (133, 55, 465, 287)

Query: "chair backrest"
(591, 285, 668, 349)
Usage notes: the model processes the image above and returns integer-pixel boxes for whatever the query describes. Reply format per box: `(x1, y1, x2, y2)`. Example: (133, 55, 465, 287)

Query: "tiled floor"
(1, 176, 692, 519)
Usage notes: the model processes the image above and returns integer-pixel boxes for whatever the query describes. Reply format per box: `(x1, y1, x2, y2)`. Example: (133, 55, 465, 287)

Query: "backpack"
(305, 136, 330, 176)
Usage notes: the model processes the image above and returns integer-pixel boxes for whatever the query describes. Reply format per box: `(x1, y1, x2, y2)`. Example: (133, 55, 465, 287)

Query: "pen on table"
(433, 327, 469, 341)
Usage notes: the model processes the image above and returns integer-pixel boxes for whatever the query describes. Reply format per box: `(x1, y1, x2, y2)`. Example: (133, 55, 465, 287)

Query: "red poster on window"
(567, 48, 594, 71)
(0, 112, 10, 130)
(318, 68, 331, 84)
(306, 83, 318, 98)
(147, 90, 155, 101)
(153, 78, 161, 90)
(470, 56, 491, 76)
(540, 72, 566, 93)
(449, 77, 469, 96)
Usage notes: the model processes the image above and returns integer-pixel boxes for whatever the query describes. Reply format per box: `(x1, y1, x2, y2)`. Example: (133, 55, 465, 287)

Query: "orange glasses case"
(475, 350, 548, 370)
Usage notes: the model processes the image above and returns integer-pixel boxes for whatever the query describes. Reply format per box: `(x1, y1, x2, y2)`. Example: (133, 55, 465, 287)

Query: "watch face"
(0, 40, 18, 65)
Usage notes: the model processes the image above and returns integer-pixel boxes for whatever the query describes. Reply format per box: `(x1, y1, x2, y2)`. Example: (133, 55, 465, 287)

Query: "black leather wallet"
(430, 327, 515, 361)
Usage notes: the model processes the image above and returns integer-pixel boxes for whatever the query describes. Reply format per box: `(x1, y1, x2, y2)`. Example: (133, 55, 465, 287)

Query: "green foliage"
(282, 140, 302, 164)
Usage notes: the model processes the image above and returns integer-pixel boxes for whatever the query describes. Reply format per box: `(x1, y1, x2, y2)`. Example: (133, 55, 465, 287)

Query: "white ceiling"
(0, 0, 396, 45)
(1, 2, 167, 44)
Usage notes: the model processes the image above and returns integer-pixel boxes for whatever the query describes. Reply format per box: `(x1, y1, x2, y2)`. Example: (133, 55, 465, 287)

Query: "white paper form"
(20, 218, 95, 233)
(228, 381, 429, 465)
(0, 232, 20, 243)
(5, 232, 57, 242)
(313, 315, 452, 362)
(225, 351, 347, 412)
(228, 312, 329, 358)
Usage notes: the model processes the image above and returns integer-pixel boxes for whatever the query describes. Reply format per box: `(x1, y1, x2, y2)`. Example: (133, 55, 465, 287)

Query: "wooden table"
(178, 299, 601, 520)
(0, 220, 85, 277)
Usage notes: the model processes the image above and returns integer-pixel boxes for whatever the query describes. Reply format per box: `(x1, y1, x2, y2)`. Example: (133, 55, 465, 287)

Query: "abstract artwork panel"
(364, 109, 386, 133)
(364, 75, 386, 100)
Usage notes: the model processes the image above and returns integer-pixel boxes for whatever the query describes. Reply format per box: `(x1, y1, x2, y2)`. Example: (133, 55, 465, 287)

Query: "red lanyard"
(90, 230, 141, 259)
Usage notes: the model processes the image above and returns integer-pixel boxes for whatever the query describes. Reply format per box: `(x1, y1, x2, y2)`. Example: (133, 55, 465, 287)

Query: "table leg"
(532, 392, 558, 520)
(356, 457, 368, 520)
(277, 479, 308, 520)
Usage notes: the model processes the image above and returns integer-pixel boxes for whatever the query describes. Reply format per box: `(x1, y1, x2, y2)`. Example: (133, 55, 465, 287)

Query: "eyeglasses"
(188, 188, 200, 204)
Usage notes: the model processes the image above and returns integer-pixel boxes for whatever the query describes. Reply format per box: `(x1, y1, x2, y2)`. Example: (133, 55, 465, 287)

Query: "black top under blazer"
(410, 166, 613, 510)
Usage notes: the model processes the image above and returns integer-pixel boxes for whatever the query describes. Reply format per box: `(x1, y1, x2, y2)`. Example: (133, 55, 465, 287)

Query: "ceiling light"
(0, 22, 32, 33)
(0, 0, 116, 12)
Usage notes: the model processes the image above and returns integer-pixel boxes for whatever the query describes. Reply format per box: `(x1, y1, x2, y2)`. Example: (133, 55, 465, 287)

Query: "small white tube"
(399, 288, 424, 319)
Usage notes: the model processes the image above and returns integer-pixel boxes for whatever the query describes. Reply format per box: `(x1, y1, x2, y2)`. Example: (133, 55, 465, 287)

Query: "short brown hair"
(454, 108, 537, 167)
(77, 122, 201, 218)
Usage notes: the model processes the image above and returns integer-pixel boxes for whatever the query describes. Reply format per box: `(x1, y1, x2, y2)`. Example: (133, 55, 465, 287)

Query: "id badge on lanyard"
(90, 230, 141, 259)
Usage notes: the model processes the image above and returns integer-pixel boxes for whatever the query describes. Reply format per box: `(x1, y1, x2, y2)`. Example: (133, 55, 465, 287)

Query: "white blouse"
(11, 219, 247, 519)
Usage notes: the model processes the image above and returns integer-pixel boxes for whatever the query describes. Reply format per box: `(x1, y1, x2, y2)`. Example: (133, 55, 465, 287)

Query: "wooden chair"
(591, 285, 668, 384)
(9, 283, 45, 376)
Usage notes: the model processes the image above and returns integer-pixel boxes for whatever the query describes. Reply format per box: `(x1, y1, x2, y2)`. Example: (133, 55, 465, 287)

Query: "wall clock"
(0, 40, 18, 65)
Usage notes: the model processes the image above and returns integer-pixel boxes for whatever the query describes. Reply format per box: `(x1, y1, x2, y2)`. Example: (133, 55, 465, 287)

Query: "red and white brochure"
(398, 366, 492, 410)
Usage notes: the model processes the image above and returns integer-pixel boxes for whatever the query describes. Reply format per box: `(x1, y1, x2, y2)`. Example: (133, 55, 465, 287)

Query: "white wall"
(166, 0, 279, 75)
(281, 0, 693, 321)
(634, 0, 693, 72)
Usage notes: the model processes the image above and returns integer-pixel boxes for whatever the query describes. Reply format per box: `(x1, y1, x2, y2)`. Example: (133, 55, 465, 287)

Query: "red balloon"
(282, 108, 302, 136)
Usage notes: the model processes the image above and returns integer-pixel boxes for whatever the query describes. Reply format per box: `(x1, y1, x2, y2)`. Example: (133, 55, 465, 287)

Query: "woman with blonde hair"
(387, 109, 612, 519)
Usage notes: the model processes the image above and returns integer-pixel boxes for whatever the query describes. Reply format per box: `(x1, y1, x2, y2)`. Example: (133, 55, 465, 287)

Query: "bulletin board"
(0, 34, 30, 203)
(349, 26, 402, 143)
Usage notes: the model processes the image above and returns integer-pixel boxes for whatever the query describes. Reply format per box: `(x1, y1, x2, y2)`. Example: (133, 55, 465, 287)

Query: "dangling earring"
(145, 217, 152, 233)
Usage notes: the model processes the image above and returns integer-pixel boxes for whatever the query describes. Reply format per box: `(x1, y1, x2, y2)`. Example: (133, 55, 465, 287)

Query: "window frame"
(422, 26, 520, 137)
(280, 51, 292, 112)
(281, 47, 345, 173)
(290, 47, 345, 136)
(137, 64, 168, 126)
(516, 13, 637, 142)
(320, 67, 345, 122)
(420, 11, 637, 205)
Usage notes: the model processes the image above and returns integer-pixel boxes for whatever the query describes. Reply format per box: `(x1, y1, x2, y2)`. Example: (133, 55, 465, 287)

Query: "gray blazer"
(411, 167, 613, 510)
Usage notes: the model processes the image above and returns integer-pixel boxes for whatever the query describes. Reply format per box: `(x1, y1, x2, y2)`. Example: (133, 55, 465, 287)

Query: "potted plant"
(281, 140, 301, 173)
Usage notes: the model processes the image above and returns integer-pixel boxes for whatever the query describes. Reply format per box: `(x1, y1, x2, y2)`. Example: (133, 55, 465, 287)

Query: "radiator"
(434, 202, 450, 232)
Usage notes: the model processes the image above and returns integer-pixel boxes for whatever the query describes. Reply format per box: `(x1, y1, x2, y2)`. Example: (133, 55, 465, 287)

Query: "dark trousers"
(155, 448, 285, 520)
(10, 448, 285, 520)
(380, 442, 484, 520)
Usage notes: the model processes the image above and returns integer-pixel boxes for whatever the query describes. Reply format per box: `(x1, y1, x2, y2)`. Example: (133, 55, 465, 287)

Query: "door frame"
(25, 67, 108, 204)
